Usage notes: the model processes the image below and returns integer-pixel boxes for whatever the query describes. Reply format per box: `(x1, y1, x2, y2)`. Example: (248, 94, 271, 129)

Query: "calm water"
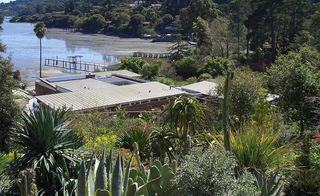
(0, 17, 121, 80)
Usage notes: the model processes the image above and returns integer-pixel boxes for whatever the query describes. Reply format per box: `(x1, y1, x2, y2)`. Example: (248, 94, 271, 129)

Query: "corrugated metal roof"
(36, 82, 184, 111)
(181, 81, 218, 96)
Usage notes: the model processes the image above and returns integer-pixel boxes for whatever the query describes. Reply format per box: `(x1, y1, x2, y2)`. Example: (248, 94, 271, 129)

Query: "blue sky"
(0, 0, 14, 3)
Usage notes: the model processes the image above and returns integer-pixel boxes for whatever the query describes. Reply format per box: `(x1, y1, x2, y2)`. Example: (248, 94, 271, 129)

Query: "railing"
(44, 58, 111, 72)
(132, 52, 170, 58)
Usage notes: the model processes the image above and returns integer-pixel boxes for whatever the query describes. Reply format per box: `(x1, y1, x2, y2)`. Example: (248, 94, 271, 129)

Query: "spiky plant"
(164, 96, 206, 153)
(10, 106, 82, 194)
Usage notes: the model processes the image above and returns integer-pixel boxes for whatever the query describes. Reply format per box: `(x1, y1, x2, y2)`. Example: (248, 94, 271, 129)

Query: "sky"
(0, 0, 14, 3)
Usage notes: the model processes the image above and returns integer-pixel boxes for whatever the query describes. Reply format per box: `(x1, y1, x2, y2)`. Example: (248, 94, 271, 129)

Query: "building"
(35, 70, 185, 112)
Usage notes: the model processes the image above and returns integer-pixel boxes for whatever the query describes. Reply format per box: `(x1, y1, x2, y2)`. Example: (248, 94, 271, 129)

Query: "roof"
(36, 82, 184, 111)
(181, 81, 218, 96)
(53, 78, 115, 92)
(95, 70, 141, 78)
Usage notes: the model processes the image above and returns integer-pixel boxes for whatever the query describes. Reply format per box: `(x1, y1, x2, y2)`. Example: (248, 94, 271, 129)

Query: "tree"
(173, 56, 198, 79)
(268, 46, 320, 136)
(81, 14, 106, 33)
(201, 57, 229, 78)
(179, 0, 218, 33)
(192, 17, 212, 57)
(0, 59, 18, 152)
(225, 69, 265, 125)
(169, 34, 191, 61)
(164, 96, 206, 153)
(10, 107, 82, 194)
(128, 14, 145, 36)
(33, 22, 46, 78)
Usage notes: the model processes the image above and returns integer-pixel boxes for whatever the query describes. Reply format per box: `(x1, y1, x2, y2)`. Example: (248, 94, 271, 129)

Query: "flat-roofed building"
(36, 82, 185, 111)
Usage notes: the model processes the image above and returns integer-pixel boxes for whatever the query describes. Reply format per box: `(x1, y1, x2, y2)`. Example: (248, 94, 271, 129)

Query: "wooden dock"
(44, 58, 111, 72)
(132, 52, 170, 58)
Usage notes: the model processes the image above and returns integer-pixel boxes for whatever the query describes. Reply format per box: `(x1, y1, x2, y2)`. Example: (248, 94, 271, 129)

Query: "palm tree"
(33, 22, 46, 78)
(10, 106, 82, 194)
(164, 96, 206, 153)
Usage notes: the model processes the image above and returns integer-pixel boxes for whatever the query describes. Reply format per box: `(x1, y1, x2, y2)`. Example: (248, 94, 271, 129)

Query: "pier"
(44, 56, 111, 72)
(132, 52, 170, 58)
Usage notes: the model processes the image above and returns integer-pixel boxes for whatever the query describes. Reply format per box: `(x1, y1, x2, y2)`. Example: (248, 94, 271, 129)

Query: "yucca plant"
(10, 106, 82, 194)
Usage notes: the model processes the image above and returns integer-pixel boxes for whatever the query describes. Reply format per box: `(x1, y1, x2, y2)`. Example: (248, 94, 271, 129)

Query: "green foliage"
(228, 69, 266, 124)
(201, 57, 229, 78)
(77, 150, 132, 196)
(175, 147, 259, 196)
(149, 127, 177, 163)
(10, 107, 82, 194)
(140, 60, 161, 80)
(268, 46, 320, 134)
(116, 123, 151, 161)
(0, 152, 15, 174)
(81, 14, 106, 33)
(164, 96, 206, 153)
(197, 73, 213, 81)
(179, 0, 217, 32)
(129, 160, 177, 196)
(119, 58, 146, 74)
(17, 169, 37, 196)
(169, 35, 191, 61)
(33, 21, 46, 39)
(173, 56, 198, 79)
(227, 122, 296, 173)
(0, 59, 18, 152)
(128, 14, 145, 36)
(253, 171, 283, 196)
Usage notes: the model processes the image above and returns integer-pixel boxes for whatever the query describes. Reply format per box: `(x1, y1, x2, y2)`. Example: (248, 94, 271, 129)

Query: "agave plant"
(10, 106, 82, 194)
(77, 150, 132, 196)
(77, 148, 177, 196)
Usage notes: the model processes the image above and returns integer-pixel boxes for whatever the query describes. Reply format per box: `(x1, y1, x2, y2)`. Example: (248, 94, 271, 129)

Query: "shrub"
(215, 122, 296, 173)
(198, 73, 213, 81)
(173, 56, 198, 79)
(84, 132, 117, 154)
(175, 147, 259, 196)
(119, 58, 146, 73)
(201, 57, 229, 78)
(140, 60, 161, 80)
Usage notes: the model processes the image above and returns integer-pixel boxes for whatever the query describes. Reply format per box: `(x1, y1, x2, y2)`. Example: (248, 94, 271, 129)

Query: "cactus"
(128, 160, 176, 196)
(16, 169, 37, 196)
(222, 70, 233, 151)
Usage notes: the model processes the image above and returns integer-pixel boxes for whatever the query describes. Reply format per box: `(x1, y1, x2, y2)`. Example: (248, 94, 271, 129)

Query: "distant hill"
(0, 0, 66, 16)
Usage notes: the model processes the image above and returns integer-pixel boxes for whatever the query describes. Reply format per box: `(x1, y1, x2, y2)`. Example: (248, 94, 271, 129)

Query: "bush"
(140, 60, 161, 80)
(198, 73, 213, 81)
(175, 147, 259, 196)
(173, 56, 198, 79)
(201, 57, 229, 78)
(119, 58, 146, 73)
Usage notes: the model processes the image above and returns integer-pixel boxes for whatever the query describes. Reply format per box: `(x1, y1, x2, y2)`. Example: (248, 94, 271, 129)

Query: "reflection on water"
(0, 17, 119, 79)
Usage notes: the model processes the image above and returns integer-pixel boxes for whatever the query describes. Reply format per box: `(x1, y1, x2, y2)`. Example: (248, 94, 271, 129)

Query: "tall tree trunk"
(40, 38, 42, 78)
